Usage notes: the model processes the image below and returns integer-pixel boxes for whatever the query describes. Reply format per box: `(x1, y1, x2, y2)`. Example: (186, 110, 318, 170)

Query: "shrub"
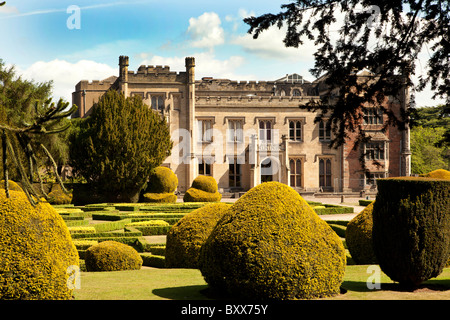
(127, 220, 170, 227)
(145, 166, 178, 193)
(165, 203, 231, 268)
(47, 183, 73, 205)
(199, 182, 346, 300)
(0, 180, 23, 192)
(0, 190, 79, 299)
(69, 90, 173, 203)
(68, 226, 97, 234)
(183, 188, 222, 202)
(345, 202, 377, 264)
(422, 169, 450, 180)
(191, 175, 218, 193)
(84, 241, 143, 271)
(373, 177, 450, 286)
(142, 192, 177, 203)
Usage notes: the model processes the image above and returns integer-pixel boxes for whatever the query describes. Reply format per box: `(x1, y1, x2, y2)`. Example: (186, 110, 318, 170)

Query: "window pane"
(199, 163, 204, 175)
(326, 159, 332, 174)
(290, 175, 295, 186)
(205, 163, 211, 175)
(319, 159, 324, 175)
(290, 159, 295, 173)
(296, 159, 301, 174)
(236, 163, 241, 174)
(229, 163, 234, 174)
(296, 175, 301, 187)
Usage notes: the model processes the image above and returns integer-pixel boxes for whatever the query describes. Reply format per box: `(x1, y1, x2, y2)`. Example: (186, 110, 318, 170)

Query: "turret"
(119, 55, 129, 97)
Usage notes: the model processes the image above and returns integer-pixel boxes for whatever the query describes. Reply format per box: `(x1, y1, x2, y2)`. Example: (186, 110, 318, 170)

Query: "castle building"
(72, 56, 411, 194)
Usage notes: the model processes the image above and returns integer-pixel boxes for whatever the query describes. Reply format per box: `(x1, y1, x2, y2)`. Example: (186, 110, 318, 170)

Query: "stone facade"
(72, 56, 411, 194)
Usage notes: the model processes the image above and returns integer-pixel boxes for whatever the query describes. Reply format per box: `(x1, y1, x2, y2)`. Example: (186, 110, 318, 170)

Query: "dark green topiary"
(84, 240, 143, 272)
(345, 202, 377, 264)
(373, 177, 450, 287)
(165, 202, 231, 268)
(199, 181, 346, 300)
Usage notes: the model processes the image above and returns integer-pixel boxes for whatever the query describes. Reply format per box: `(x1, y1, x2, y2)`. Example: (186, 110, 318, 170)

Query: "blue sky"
(0, 0, 443, 107)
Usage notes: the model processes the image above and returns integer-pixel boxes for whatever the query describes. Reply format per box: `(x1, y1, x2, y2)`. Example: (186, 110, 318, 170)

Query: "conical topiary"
(199, 181, 346, 300)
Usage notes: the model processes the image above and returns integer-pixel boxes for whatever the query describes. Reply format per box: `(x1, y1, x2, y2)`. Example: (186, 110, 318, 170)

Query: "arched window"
(292, 89, 301, 96)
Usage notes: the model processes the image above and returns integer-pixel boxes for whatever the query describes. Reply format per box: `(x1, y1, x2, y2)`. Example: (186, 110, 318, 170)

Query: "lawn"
(74, 265, 450, 300)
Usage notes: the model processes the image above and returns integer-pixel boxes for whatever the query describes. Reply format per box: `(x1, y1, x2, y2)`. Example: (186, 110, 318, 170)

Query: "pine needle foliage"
(69, 90, 173, 202)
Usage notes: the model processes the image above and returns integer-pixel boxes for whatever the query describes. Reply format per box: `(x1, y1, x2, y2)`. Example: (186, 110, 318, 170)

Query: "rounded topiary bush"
(0, 190, 79, 299)
(146, 166, 178, 193)
(48, 183, 73, 205)
(422, 169, 450, 180)
(0, 180, 23, 192)
(84, 240, 143, 272)
(183, 175, 221, 202)
(183, 188, 222, 202)
(345, 202, 377, 264)
(142, 192, 177, 203)
(191, 175, 218, 193)
(373, 177, 450, 287)
(199, 181, 346, 300)
(165, 202, 231, 268)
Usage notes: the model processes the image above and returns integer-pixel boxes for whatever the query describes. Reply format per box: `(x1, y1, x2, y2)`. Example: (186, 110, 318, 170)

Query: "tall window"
(319, 158, 332, 188)
(259, 120, 272, 141)
(365, 141, 385, 160)
(198, 158, 211, 176)
(289, 158, 302, 187)
(364, 108, 383, 125)
(229, 159, 242, 188)
(151, 96, 164, 112)
(289, 120, 302, 141)
(319, 121, 331, 141)
(228, 120, 243, 142)
(197, 119, 213, 142)
(292, 89, 301, 96)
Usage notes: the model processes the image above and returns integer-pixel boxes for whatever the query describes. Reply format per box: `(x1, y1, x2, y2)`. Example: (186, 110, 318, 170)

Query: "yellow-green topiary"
(165, 202, 231, 268)
(146, 166, 178, 193)
(422, 169, 450, 180)
(345, 202, 377, 264)
(142, 192, 177, 203)
(191, 175, 218, 193)
(47, 183, 73, 205)
(0, 190, 79, 299)
(199, 181, 346, 300)
(84, 241, 143, 272)
(0, 180, 23, 192)
(183, 175, 221, 202)
(183, 188, 222, 202)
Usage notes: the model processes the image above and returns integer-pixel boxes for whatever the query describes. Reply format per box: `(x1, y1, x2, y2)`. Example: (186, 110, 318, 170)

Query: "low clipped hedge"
(421, 169, 450, 180)
(84, 241, 143, 271)
(165, 202, 231, 268)
(140, 253, 166, 268)
(345, 202, 377, 265)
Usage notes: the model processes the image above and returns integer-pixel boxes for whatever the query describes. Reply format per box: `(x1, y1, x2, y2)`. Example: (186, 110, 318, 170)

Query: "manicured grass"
(74, 265, 450, 300)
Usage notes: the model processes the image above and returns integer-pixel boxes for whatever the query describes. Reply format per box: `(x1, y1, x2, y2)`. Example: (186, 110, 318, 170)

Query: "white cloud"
(187, 12, 225, 49)
(17, 59, 116, 103)
(0, 4, 19, 14)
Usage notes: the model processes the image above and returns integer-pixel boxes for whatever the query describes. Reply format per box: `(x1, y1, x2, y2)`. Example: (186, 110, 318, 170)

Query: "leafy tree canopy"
(69, 90, 173, 203)
(245, 0, 449, 150)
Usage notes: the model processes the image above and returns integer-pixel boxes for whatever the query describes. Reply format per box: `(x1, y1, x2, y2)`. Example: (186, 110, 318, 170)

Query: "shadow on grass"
(152, 285, 210, 300)
(342, 279, 450, 293)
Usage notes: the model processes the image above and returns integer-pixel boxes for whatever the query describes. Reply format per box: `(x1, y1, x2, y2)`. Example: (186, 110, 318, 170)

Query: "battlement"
(195, 95, 319, 108)
(75, 78, 116, 91)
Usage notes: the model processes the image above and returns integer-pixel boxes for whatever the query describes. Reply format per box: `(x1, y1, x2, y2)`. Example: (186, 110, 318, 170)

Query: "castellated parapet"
(195, 95, 319, 108)
(125, 65, 188, 83)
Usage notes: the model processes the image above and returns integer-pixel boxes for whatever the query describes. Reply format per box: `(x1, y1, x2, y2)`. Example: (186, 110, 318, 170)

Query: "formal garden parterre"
(1, 168, 449, 300)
